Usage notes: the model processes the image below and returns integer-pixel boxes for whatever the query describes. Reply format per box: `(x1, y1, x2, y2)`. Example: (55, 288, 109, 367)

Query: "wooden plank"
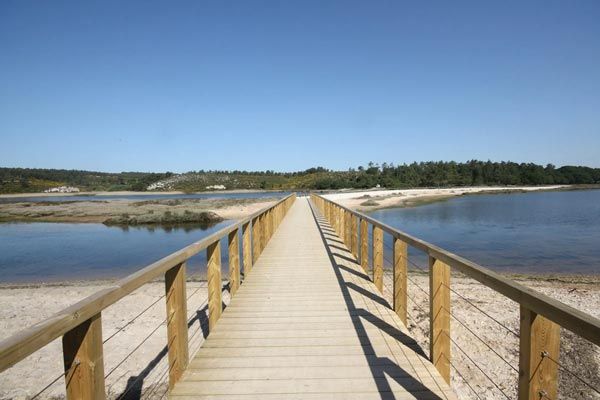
(207, 241, 222, 331)
(242, 222, 252, 275)
(429, 256, 450, 383)
(360, 219, 368, 273)
(393, 237, 408, 326)
(165, 262, 189, 388)
(372, 226, 383, 292)
(228, 229, 240, 296)
(62, 313, 105, 400)
(518, 306, 560, 400)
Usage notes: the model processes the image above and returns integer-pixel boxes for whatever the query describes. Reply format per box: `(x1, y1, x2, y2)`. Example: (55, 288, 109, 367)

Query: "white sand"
(323, 186, 566, 211)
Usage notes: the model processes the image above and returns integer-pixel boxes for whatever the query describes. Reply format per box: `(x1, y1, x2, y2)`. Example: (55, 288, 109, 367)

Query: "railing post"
(242, 222, 252, 275)
(393, 238, 408, 326)
(164, 262, 189, 388)
(345, 211, 352, 249)
(62, 313, 106, 400)
(360, 218, 369, 273)
(518, 307, 560, 400)
(207, 240, 222, 331)
(228, 229, 240, 296)
(340, 209, 346, 245)
(351, 214, 358, 259)
(372, 226, 383, 292)
(252, 217, 261, 264)
(429, 256, 451, 383)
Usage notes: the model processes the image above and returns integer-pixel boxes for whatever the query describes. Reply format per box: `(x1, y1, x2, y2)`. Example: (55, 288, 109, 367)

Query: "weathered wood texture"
(518, 306, 560, 400)
(165, 263, 189, 388)
(228, 229, 240, 296)
(207, 241, 222, 331)
(172, 198, 456, 399)
(393, 238, 408, 326)
(360, 218, 369, 273)
(62, 313, 106, 400)
(372, 226, 383, 293)
(429, 256, 451, 383)
(242, 222, 252, 275)
(351, 214, 358, 259)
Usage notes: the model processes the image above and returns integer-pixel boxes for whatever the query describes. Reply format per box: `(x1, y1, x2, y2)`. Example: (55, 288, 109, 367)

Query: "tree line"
(1, 161, 599, 193)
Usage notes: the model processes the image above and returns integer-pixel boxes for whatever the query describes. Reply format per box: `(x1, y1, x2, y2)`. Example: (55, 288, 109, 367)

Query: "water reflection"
(0, 220, 234, 283)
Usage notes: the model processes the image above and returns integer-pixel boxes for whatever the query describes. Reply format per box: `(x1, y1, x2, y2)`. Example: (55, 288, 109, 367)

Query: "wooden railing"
(310, 193, 600, 400)
(0, 193, 296, 399)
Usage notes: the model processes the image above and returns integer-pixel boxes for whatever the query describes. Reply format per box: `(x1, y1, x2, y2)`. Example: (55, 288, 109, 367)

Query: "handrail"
(310, 192, 600, 400)
(0, 193, 296, 374)
(311, 193, 600, 345)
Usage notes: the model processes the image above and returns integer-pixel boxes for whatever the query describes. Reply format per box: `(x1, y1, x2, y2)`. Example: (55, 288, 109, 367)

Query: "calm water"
(369, 190, 600, 274)
(0, 191, 288, 203)
(0, 221, 237, 283)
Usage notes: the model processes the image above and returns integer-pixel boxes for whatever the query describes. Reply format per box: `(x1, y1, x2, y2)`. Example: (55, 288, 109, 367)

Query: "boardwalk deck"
(171, 198, 457, 400)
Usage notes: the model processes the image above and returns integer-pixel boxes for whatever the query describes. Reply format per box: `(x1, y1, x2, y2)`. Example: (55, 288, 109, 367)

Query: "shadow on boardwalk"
(308, 201, 447, 400)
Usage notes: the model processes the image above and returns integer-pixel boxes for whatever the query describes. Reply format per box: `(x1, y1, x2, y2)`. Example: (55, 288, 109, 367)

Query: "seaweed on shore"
(103, 210, 224, 227)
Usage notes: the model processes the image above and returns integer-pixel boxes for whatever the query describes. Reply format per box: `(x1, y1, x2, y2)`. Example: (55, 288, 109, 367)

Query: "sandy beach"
(0, 273, 598, 399)
(323, 185, 567, 211)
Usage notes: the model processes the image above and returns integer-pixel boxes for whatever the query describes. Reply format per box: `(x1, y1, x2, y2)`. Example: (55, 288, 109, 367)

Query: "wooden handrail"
(0, 193, 296, 374)
(310, 193, 600, 400)
(310, 193, 600, 346)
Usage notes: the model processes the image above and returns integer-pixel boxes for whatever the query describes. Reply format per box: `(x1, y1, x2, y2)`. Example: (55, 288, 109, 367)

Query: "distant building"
(206, 185, 227, 190)
(43, 186, 80, 193)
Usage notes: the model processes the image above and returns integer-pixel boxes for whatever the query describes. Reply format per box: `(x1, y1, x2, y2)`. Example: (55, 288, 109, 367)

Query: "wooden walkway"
(171, 198, 457, 400)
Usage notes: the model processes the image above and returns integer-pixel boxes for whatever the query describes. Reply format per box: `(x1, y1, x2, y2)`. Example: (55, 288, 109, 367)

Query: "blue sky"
(1, 1, 599, 172)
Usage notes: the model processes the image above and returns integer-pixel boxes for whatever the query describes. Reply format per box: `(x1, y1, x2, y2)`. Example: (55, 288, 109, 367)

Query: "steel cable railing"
(380, 235, 518, 400)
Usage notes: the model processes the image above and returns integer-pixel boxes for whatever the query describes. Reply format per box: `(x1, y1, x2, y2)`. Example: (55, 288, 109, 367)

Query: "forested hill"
(1, 161, 599, 194)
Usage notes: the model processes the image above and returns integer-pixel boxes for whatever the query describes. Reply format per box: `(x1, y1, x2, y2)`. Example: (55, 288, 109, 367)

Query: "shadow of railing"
(307, 200, 447, 400)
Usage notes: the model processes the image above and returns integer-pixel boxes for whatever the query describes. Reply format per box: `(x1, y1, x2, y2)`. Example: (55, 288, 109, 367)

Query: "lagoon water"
(1, 189, 599, 283)
(369, 189, 600, 274)
(0, 221, 235, 283)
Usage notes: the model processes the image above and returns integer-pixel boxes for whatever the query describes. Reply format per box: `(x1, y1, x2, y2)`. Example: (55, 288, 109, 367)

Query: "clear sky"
(1, 1, 599, 172)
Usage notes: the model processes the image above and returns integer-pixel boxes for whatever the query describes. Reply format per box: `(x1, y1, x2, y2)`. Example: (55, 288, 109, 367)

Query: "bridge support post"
(351, 215, 358, 259)
(339, 209, 346, 244)
(360, 219, 369, 273)
(429, 256, 451, 383)
(165, 262, 189, 388)
(372, 226, 383, 292)
(393, 238, 408, 326)
(242, 222, 252, 275)
(228, 229, 240, 296)
(207, 241, 222, 331)
(62, 313, 106, 400)
(518, 306, 560, 400)
(345, 211, 352, 249)
(252, 217, 260, 264)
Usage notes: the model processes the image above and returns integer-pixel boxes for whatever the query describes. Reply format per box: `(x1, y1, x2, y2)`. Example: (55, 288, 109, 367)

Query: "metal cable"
(449, 310, 518, 372)
(443, 282, 519, 338)
(103, 294, 166, 344)
(29, 372, 64, 400)
(384, 239, 519, 338)
(446, 331, 512, 400)
(544, 354, 600, 395)
(450, 361, 484, 400)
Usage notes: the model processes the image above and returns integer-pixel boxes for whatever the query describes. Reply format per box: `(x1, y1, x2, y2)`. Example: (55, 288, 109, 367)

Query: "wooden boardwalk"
(171, 198, 457, 400)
